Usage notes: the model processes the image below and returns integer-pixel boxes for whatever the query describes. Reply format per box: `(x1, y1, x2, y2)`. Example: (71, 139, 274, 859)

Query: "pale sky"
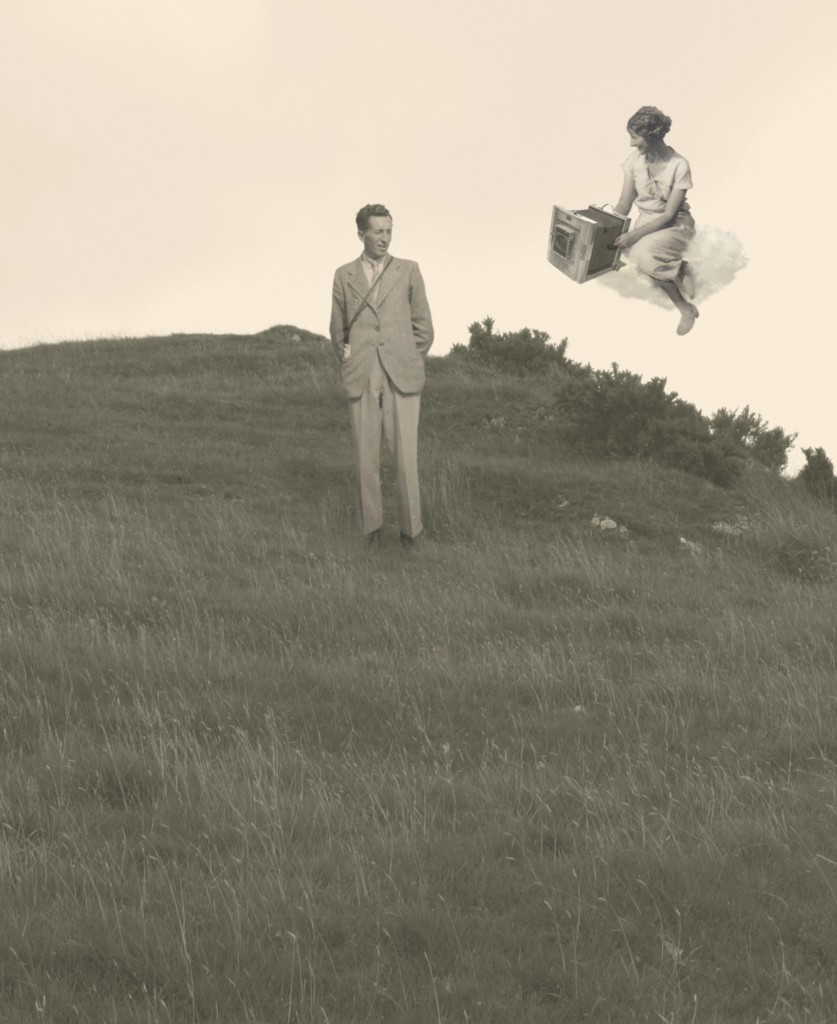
(3, 0, 836, 472)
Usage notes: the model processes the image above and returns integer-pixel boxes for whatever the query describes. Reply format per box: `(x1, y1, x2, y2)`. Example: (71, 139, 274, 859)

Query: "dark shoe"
(400, 530, 423, 549)
(366, 528, 382, 546)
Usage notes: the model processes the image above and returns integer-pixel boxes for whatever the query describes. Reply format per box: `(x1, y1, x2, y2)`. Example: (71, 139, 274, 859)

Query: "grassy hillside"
(1, 327, 836, 1024)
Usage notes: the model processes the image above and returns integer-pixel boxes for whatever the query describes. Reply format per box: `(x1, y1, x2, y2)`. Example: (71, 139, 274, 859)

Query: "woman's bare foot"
(676, 303, 699, 336)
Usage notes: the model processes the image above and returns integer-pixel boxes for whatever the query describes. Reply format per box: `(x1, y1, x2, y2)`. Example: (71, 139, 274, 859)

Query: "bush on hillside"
(710, 406, 797, 473)
(443, 316, 798, 490)
(553, 364, 746, 486)
(448, 317, 570, 375)
(797, 446, 837, 507)
(774, 532, 836, 583)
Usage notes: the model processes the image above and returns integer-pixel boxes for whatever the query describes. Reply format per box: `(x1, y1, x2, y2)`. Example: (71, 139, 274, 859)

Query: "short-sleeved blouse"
(622, 149, 693, 216)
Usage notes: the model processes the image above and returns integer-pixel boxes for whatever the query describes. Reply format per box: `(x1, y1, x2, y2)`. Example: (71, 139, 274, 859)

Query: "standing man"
(330, 204, 434, 545)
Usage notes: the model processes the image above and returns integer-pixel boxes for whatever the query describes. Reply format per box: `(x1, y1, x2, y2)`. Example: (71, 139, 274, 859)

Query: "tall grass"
(0, 331, 835, 1022)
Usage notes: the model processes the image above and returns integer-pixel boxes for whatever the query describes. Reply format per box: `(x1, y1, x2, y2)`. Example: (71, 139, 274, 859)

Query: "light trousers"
(348, 353, 422, 538)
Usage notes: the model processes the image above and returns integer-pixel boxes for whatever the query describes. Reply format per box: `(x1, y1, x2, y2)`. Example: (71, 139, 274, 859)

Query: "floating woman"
(613, 106, 699, 336)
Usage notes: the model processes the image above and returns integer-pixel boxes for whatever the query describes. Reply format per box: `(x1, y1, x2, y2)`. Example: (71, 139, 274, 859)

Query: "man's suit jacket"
(330, 255, 434, 400)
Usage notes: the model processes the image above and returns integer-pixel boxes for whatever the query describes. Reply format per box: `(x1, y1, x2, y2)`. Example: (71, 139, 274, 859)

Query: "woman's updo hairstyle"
(626, 106, 672, 142)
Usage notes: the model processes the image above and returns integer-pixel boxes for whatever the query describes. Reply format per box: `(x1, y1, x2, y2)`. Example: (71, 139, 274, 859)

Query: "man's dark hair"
(626, 106, 672, 142)
(356, 204, 392, 231)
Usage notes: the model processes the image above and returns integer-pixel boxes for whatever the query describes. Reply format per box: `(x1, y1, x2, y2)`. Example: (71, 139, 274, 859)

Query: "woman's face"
(628, 130, 649, 153)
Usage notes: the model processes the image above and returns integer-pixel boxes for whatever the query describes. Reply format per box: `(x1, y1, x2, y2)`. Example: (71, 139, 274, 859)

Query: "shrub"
(445, 316, 799, 491)
(797, 447, 837, 507)
(774, 532, 836, 583)
(449, 317, 570, 375)
(553, 363, 746, 486)
(710, 406, 796, 473)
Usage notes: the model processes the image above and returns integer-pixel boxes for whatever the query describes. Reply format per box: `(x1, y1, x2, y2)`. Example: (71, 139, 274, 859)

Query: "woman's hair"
(626, 106, 672, 142)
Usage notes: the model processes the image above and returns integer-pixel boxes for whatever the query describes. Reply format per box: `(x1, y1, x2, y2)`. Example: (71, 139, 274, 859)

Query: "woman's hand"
(616, 189, 687, 248)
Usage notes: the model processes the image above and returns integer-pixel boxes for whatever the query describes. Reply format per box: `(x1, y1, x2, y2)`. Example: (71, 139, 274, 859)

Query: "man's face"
(359, 216, 392, 260)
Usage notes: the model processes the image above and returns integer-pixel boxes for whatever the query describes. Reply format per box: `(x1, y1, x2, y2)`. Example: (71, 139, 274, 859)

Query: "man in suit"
(330, 204, 434, 545)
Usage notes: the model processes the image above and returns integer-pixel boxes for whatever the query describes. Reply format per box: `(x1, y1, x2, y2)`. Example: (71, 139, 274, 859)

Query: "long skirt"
(627, 209, 695, 282)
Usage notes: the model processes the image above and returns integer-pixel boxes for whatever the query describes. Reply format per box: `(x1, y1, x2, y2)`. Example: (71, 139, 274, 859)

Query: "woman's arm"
(614, 172, 636, 217)
(615, 188, 688, 248)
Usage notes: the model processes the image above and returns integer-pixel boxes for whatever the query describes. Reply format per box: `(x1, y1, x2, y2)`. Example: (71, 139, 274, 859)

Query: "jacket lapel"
(345, 254, 399, 311)
(346, 257, 368, 302)
(375, 258, 400, 309)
